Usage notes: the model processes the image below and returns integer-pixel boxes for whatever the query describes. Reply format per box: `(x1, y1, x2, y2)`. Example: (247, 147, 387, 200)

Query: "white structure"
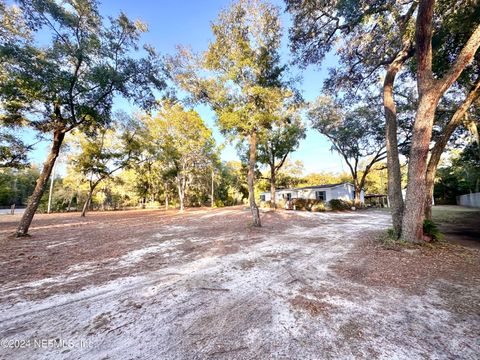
(260, 182, 364, 204)
(457, 192, 480, 208)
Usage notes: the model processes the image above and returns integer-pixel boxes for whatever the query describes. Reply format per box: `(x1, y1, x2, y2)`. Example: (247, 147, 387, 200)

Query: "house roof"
(293, 182, 353, 191)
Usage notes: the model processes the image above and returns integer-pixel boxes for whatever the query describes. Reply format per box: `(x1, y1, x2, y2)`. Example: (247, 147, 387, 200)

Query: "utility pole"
(47, 163, 55, 214)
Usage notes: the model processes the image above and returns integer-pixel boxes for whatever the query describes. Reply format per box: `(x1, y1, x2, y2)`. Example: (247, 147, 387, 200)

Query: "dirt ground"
(0, 206, 478, 359)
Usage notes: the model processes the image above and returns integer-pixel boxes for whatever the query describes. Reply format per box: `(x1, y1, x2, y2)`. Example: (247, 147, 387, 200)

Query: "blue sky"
(28, 0, 345, 175)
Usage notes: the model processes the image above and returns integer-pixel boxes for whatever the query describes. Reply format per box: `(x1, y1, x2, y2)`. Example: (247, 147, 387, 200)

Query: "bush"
(214, 199, 225, 208)
(290, 198, 328, 211)
(423, 220, 444, 241)
(311, 202, 326, 212)
(291, 198, 307, 210)
(329, 199, 351, 211)
(258, 200, 270, 208)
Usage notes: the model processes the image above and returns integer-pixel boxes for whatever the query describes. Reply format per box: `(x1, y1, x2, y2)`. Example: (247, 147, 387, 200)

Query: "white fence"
(456, 192, 480, 208)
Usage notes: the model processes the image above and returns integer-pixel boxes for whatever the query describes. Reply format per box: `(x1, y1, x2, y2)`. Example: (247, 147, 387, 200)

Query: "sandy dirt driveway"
(0, 207, 478, 359)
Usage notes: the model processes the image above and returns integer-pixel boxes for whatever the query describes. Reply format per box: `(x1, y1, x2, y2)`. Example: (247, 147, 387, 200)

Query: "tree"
(142, 102, 216, 212)
(0, 166, 40, 206)
(0, 2, 33, 169)
(402, 0, 480, 242)
(434, 142, 480, 203)
(274, 159, 305, 189)
(308, 97, 387, 207)
(424, 78, 480, 219)
(217, 160, 249, 206)
(422, 1, 480, 219)
(0, 0, 166, 236)
(286, 0, 480, 240)
(362, 163, 389, 195)
(169, 0, 294, 226)
(0, 133, 32, 168)
(257, 117, 305, 208)
(286, 0, 417, 235)
(299, 171, 350, 188)
(70, 116, 143, 217)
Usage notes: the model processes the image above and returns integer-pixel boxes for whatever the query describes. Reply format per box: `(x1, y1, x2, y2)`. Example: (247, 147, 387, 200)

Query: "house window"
(283, 193, 292, 201)
(315, 191, 326, 201)
(260, 195, 266, 202)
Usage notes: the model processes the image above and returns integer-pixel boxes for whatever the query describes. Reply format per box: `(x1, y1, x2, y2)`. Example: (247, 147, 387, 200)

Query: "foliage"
(0, 132, 32, 168)
(274, 160, 305, 188)
(215, 161, 249, 206)
(141, 101, 217, 210)
(257, 114, 305, 206)
(0, 0, 167, 233)
(381, 228, 410, 247)
(290, 198, 326, 211)
(169, 0, 293, 138)
(434, 143, 480, 204)
(168, 0, 298, 225)
(311, 202, 326, 212)
(308, 96, 386, 204)
(298, 171, 351, 188)
(0, 0, 166, 135)
(329, 199, 352, 211)
(67, 113, 145, 214)
(285, 0, 416, 93)
(0, 166, 40, 206)
(308, 97, 385, 161)
(423, 220, 444, 242)
(71, 116, 142, 185)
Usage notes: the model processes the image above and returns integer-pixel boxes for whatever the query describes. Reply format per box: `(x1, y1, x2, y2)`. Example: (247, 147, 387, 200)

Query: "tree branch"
(436, 24, 480, 95)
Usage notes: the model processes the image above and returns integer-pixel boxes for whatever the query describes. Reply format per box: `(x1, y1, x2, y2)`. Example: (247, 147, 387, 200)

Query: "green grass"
(431, 205, 480, 225)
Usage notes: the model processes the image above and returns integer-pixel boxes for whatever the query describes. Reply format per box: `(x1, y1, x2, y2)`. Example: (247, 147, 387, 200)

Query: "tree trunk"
(248, 132, 261, 227)
(67, 196, 72, 212)
(15, 127, 65, 236)
(270, 165, 276, 209)
(177, 178, 185, 212)
(165, 183, 169, 210)
(354, 184, 362, 208)
(402, 0, 439, 242)
(402, 95, 438, 242)
(81, 188, 94, 217)
(383, 42, 412, 236)
(402, 0, 480, 242)
(424, 77, 480, 220)
(424, 169, 435, 220)
(47, 162, 56, 214)
(211, 169, 215, 208)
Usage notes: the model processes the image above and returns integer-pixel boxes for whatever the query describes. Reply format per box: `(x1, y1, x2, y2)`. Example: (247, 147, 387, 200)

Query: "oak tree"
(308, 97, 387, 207)
(257, 116, 305, 208)
(0, 0, 166, 236)
(170, 0, 294, 226)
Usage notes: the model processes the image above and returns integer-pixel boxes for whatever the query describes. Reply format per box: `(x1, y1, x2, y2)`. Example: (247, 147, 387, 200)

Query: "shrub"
(258, 200, 270, 208)
(214, 199, 225, 208)
(329, 199, 351, 211)
(289, 198, 328, 211)
(423, 220, 444, 241)
(291, 198, 307, 210)
(311, 202, 326, 212)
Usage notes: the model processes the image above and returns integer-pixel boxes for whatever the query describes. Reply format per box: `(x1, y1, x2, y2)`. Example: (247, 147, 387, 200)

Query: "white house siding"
(260, 190, 296, 202)
(330, 183, 365, 203)
(260, 183, 365, 204)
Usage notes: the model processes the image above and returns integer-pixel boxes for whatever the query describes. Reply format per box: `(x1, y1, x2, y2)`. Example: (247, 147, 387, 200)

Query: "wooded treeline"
(1, 0, 479, 242)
